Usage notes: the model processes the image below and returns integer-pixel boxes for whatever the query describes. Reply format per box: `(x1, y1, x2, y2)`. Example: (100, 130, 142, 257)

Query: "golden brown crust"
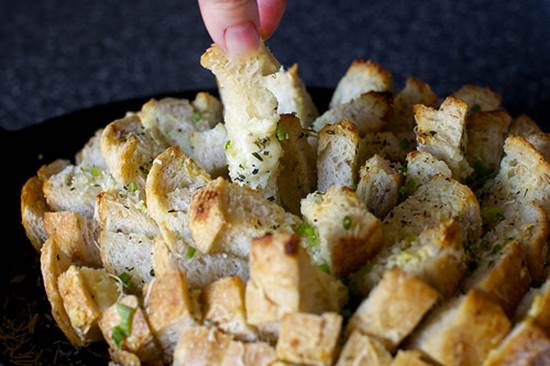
(410, 289, 511, 366)
(452, 84, 502, 112)
(347, 268, 439, 350)
(336, 331, 392, 366)
(391, 350, 435, 366)
(40, 238, 83, 346)
(483, 320, 550, 366)
(21, 176, 49, 251)
(276, 312, 343, 366)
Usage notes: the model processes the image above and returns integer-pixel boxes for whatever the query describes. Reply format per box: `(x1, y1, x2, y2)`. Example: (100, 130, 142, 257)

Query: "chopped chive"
(343, 215, 352, 230)
(112, 326, 125, 348)
(186, 246, 197, 258)
(470, 104, 481, 113)
(276, 123, 289, 141)
(297, 222, 319, 247)
(117, 272, 132, 290)
(224, 140, 231, 150)
(91, 166, 100, 177)
(193, 111, 202, 122)
(399, 139, 411, 151)
(399, 179, 416, 200)
(128, 182, 137, 193)
(318, 263, 330, 273)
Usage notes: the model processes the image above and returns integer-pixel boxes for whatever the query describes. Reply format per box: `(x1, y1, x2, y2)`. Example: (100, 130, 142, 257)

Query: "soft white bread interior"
(405, 150, 452, 191)
(330, 60, 393, 107)
(187, 176, 300, 258)
(356, 154, 403, 218)
(145, 146, 211, 253)
(414, 96, 473, 180)
(264, 64, 319, 127)
(314, 92, 392, 134)
(317, 120, 366, 192)
(300, 186, 384, 275)
(201, 43, 282, 198)
(355, 220, 465, 297)
(276, 114, 317, 214)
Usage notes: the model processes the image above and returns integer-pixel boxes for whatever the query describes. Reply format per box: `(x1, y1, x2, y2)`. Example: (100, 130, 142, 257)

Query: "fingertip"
(224, 22, 260, 57)
(258, 0, 287, 39)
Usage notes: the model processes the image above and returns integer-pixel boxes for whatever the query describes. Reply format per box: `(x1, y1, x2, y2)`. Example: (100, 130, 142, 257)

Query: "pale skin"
(198, 0, 287, 57)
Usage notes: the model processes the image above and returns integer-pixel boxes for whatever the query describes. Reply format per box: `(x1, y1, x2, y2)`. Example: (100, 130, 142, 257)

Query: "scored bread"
(414, 96, 473, 180)
(409, 289, 511, 366)
(515, 279, 550, 331)
(139, 96, 228, 176)
(200, 276, 257, 341)
(355, 220, 465, 297)
(276, 312, 343, 366)
(480, 135, 550, 217)
(336, 331, 393, 366)
(44, 211, 100, 267)
(151, 236, 249, 290)
(99, 295, 161, 363)
(347, 268, 439, 351)
(187, 176, 300, 258)
(480, 202, 549, 282)
(510, 114, 542, 136)
(389, 77, 438, 136)
(245, 233, 348, 336)
(75, 129, 107, 169)
(383, 175, 481, 248)
(466, 110, 512, 172)
(21, 176, 51, 250)
(145, 146, 211, 253)
(356, 154, 403, 218)
(300, 186, 384, 275)
(40, 238, 82, 346)
(57, 265, 118, 345)
(463, 240, 531, 316)
(264, 64, 319, 127)
(144, 270, 196, 362)
(483, 319, 550, 366)
(452, 84, 502, 112)
(363, 131, 410, 163)
(317, 120, 366, 192)
(330, 60, 393, 107)
(201, 43, 282, 198)
(172, 325, 276, 366)
(276, 114, 317, 214)
(314, 92, 392, 134)
(405, 150, 452, 191)
(101, 115, 167, 186)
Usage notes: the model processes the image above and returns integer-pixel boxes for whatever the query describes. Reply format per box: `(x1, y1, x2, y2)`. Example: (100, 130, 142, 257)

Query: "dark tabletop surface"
(1, 0, 550, 131)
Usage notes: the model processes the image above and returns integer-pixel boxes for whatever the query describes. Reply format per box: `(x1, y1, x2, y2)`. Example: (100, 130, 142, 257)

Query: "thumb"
(198, 0, 261, 57)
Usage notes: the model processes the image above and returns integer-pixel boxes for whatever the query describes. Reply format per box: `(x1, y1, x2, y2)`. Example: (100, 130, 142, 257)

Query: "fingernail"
(224, 22, 260, 58)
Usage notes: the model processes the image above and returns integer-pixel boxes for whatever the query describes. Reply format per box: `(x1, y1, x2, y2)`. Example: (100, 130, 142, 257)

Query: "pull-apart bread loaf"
(20, 41, 550, 365)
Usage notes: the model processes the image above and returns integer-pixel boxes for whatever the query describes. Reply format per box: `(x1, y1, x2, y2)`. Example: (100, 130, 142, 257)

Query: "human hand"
(198, 0, 287, 57)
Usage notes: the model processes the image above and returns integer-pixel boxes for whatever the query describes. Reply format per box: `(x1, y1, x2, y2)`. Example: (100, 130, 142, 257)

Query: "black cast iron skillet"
(0, 87, 548, 365)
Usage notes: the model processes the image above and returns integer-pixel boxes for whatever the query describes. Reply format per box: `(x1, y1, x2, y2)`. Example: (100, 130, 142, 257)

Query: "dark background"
(1, 0, 550, 130)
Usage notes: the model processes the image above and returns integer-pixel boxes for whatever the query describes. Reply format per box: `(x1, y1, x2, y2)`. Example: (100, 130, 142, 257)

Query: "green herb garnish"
(297, 222, 319, 247)
(318, 263, 330, 273)
(399, 139, 411, 151)
(343, 216, 352, 230)
(276, 123, 289, 141)
(193, 111, 202, 122)
(112, 303, 136, 348)
(186, 246, 197, 259)
(91, 166, 100, 177)
(224, 140, 231, 150)
(470, 104, 481, 113)
(399, 179, 416, 200)
(482, 207, 505, 223)
(252, 152, 264, 161)
(117, 272, 132, 290)
(128, 182, 137, 193)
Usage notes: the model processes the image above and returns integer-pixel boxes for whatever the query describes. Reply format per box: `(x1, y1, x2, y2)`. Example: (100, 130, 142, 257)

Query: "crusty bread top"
(201, 43, 282, 198)
(330, 60, 393, 107)
(452, 84, 502, 112)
